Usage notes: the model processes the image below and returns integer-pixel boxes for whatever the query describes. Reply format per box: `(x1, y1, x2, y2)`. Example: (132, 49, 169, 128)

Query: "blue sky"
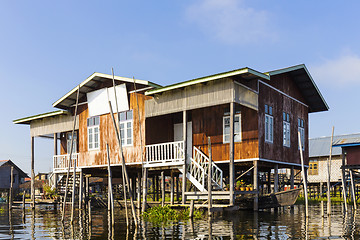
(1, 0, 360, 173)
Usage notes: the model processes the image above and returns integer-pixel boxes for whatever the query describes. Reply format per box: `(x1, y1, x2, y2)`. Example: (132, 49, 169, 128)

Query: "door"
(174, 122, 192, 159)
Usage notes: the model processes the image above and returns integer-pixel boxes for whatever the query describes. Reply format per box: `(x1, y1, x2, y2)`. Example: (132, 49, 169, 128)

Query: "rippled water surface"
(0, 203, 358, 239)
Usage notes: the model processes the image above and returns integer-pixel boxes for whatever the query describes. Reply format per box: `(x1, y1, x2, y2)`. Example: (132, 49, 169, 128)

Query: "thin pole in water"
(327, 126, 334, 215)
(298, 131, 309, 218)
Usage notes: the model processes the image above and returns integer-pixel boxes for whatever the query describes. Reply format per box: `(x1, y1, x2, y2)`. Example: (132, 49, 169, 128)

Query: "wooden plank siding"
(258, 74, 309, 166)
(192, 104, 259, 162)
(59, 92, 151, 167)
(345, 146, 360, 165)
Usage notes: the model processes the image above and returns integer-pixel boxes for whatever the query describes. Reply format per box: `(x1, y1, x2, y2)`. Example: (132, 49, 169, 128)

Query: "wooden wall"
(192, 104, 259, 162)
(345, 146, 360, 165)
(258, 74, 309, 166)
(74, 92, 150, 167)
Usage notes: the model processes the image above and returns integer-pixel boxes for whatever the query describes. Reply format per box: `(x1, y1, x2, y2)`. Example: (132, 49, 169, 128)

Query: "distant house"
(308, 133, 360, 190)
(0, 160, 29, 190)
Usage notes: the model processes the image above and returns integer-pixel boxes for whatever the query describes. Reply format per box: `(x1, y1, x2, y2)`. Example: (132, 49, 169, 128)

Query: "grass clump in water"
(142, 205, 203, 224)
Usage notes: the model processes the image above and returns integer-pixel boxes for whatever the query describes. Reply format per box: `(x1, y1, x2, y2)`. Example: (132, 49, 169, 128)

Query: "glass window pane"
(224, 135, 230, 143)
(120, 112, 126, 121)
(265, 104, 268, 114)
(269, 106, 272, 115)
(127, 111, 133, 120)
(234, 121, 240, 134)
(234, 134, 241, 142)
(94, 116, 100, 125)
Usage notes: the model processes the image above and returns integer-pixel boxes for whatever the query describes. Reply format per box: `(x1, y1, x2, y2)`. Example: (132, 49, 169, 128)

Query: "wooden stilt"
(152, 176, 156, 201)
(9, 166, 13, 210)
(267, 170, 271, 194)
(253, 160, 258, 211)
(341, 148, 348, 211)
(85, 176, 89, 199)
(79, 169, 83, 210)
(137, 171, 141, 210)
(189, 200, 194, 218)
(350, 170, 357, 210)
(274, 164, 279, 193)
(106, 144, 115, 225)
(161, 171, 165, 207)
(88, 199, 92, 224)
(327, 126, 334, 215)
(229, 102, 235, 206)
(170, 170, 174, 205)
(31, 136, 35, 209)
(208, 137, 212, 216)
(298, 131, 309, 218)
(182, 110, 187, 205)
(142, 168, 148, 212)
(290, 166, 294, 189)
(176, 175, 180, 202)
(62, 86, 80, 222)
(22, 190, 26, 211)
(155, 176, 159, 202)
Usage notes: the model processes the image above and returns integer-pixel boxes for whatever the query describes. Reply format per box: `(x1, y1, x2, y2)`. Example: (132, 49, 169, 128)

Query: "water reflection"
(1, 203, 360, 239)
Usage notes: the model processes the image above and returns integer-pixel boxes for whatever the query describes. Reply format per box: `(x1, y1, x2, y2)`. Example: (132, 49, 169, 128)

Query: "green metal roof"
(145, 67, 269, 96)
(13, 110, 69, 125)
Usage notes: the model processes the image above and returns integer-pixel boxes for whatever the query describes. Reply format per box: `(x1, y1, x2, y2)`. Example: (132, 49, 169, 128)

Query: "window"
(87, 116, 100, 150)
(265, 104, 273, 143)
(67, 132, 77, 153)
(223, 114, 241, 143)
(119, 110, 133, 146)
(309, 161, 318, 175)
(298, 118, 305, 150)
(283, 112, 290, 147)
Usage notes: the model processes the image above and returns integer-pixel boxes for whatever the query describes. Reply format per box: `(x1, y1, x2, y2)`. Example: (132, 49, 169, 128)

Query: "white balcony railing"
(145, 141, 185, 166)
(53, 153, 79, 172)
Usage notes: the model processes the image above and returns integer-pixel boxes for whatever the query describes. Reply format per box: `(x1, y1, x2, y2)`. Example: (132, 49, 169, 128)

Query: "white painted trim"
(259, 81, 308, 108)
(128, 86, 154, 93)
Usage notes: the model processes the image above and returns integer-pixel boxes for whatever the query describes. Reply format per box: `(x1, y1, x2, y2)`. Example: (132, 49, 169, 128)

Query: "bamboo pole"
(341, 148, 348, 211)
(229, 102, 235, 206)
(327, 126, 334, 215)
(208, 137, 212, 216)
(253, 160, 259, 211)
(22, 190, 26, 211)
(350, 170, 357, 210)
(182, 110, 187, 204)
(31, 137, 35, 209)
(189, 200, 194, 218)
(106, 144, 115, 225)
(142, 168, 148, 212)
(79, 169, 83, 210)
(9, 166, 13, 210)
(62, 86, 80, 222)
(161, 171, 165, 207)
(298, 131, 309, 218)
(170, 170, 174, 205)
(108, 101, 137, 226)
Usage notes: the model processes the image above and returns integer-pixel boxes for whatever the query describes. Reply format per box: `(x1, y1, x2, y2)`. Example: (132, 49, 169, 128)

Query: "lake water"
(0, 203, 358, 239)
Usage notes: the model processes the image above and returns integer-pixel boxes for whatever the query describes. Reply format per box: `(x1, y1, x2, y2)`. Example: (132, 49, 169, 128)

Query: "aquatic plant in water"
(142, 205, 203, 224)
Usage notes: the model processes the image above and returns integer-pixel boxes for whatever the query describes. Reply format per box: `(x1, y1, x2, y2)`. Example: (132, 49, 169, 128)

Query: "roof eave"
(13, 110, 69, 125)
(145, 67, 269, 96)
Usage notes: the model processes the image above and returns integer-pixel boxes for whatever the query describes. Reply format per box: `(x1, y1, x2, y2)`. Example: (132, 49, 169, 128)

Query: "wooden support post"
(155, 176, 159, 202)
(274, 164, 279, 193)
(142, 168, 148, 212)
(9, 166, 14, 210)
(290, 166, 294, 190)
(189, 200, 194, 218)
(106, 144, 115, 225)
(253, 160, 258, 211)
(137, 171, 141, 209)
(208, 137, 212, 216)
(267, 170, 271, 194)
(31, 136, 35, 209)
(85, 176, 89, 199)
(88, 199, 92, 224)
(79, 169, 83, 210)
(298, 131, 309, 218)
(229, 102, 235, 206)
(327, 126, 334, 215)
(182, 110, 187, 205)
(176, 175, 180, 202)
(161, 171, 165, 207)
(152, 176, 156, 201)
(350, 170, 357, 210)
(341, 148, 348, 211)
(170, 170, 174, 205)
(22, 190, 26, 211)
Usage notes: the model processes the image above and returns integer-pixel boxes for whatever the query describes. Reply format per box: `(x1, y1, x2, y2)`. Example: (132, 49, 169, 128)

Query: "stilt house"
(14, 64, 328, 209)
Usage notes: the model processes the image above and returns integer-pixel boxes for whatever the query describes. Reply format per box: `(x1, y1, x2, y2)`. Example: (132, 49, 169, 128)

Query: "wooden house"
(0, 160, 28, 199)
(14, 64, 328, 210)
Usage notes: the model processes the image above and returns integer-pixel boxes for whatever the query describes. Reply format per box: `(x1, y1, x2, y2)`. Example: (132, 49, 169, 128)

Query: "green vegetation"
(295, 196, 358, 204)
(142, 205, 203, 224)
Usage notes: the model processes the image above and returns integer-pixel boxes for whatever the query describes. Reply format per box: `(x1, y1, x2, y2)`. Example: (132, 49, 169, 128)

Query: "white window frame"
(67, 132, 77, 153)
(265, 105, 273, 143)
(283, 121, 290, 147)
(119, 110, 133, 147)
(223, 114, 241, 143)
(88, 116, 100, 151)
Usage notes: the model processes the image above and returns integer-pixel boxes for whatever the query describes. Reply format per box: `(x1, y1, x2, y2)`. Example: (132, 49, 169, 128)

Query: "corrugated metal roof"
(333, 136, 360, 147)
(13, 110, 69, 125)
(0, 160, 9, 167)
(310, 133, 360, 157)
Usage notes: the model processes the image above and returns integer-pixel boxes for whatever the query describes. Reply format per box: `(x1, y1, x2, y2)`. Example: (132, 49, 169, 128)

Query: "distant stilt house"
(13, 64, 328, 210)
(308, 134, 360, 197)
(0, 160, 29, 199)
